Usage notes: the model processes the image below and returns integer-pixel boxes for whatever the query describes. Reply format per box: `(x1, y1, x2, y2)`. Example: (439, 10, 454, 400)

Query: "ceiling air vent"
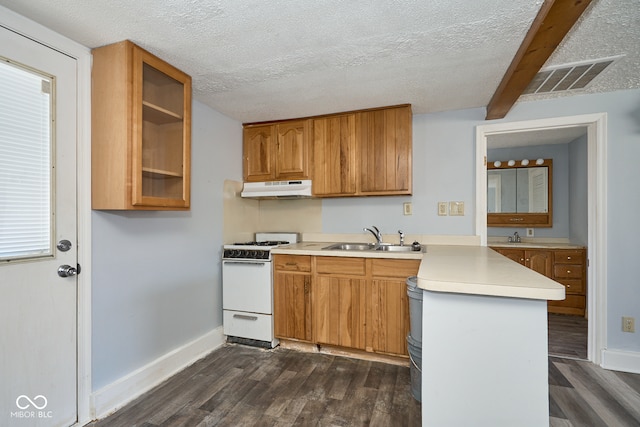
(524, 55, 624, 95)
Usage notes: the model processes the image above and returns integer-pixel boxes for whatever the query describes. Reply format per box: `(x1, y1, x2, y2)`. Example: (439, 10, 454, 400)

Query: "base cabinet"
(491, 246, 586, 316)
(274, 254, 419, 357)
(273, 255, 312, 341)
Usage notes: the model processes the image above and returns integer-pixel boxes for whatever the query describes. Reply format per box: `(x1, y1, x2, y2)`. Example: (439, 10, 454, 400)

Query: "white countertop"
(417, 245, 565, 300)
(270, 241, 424, 259)
(488, 242, 585, 249)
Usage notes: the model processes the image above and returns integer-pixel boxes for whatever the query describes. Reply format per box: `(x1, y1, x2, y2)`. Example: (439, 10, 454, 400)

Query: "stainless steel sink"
(322, 242, 377, 251)
(322, 242, 423, 252)
(375, 244, 420, 252)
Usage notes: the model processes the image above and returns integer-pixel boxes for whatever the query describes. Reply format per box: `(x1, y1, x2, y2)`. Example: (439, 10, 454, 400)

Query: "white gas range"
(222, 232, 299, 348)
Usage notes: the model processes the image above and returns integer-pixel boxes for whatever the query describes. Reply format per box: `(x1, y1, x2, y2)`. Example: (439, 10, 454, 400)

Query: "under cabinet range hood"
(241, 180, 312, 199)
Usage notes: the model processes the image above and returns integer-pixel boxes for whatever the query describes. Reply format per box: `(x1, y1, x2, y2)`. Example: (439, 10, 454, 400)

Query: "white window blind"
(0, 59, 53, 261)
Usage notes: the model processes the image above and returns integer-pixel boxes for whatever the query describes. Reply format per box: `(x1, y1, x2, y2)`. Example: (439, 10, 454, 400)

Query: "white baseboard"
(601, 349, 640, 374)
(91, 326, 225, 420)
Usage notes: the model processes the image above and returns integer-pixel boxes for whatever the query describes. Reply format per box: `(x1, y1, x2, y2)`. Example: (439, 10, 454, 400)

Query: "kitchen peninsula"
(417, 245, 565, 427)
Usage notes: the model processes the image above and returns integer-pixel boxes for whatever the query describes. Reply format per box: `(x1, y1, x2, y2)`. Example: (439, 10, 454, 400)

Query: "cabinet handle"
(567, 284, 571, 288)
(233, 314, 258, 321)
(567, 270, 571, 274)
(509, 218, 524, 222)
(520, 258, 525, 262)
(304, 277, 310, 294)
(567, 256, 572, 260)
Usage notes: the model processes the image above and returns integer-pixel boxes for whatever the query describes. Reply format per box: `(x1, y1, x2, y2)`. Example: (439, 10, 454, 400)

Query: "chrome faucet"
(508, 231, 521, 243)
(398, 230, 405, 246)
(364, 226, 383, 244)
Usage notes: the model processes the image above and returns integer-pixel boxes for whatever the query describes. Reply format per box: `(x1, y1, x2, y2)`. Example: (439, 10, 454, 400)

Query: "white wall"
(569, 134, 589, 246)
(91, 101, 242, 390)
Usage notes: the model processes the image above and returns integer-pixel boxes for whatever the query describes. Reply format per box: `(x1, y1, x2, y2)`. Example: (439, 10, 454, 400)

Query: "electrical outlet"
(449, 201, 464, 216)
(403, 202, 412, 215)
(526, 228, 534, 237)
(622, 316, 635, 333)
(438, 202, 447, 216)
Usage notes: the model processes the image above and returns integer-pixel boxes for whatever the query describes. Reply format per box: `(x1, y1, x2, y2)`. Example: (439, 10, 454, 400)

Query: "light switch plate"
(438, 202, 448, 216)
(403, 202, 412, 215)
(449, 201, 464, 216)
(527, 228, 534, 237)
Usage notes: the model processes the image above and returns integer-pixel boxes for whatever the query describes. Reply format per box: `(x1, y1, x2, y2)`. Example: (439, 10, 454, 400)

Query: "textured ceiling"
(1, 0, 638, 123)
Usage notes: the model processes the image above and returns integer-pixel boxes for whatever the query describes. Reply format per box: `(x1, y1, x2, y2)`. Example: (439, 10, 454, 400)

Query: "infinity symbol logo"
(16, 395, 48, 410)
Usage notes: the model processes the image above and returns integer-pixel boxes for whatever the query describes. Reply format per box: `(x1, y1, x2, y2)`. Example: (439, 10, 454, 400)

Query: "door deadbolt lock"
(57, 239, 72, 252)
(58, 264, 80, 278)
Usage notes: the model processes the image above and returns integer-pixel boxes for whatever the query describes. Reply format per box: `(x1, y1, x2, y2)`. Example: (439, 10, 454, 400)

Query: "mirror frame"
(487, 159, 553, 227)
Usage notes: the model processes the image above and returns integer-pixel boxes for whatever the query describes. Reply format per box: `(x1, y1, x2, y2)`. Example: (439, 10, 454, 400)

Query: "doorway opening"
(475, 113, 607, 364)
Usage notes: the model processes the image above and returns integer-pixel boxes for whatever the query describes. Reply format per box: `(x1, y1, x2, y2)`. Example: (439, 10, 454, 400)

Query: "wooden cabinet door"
(357, 105, 412, 195)
(493, 248, 525, 265)
(526, 250, 553, 278)
(312, 114, 356, 196)
(275, 119, 310, 179)
(243, 125, 276, 181)
(368, 278, 410, 355)
(273, 271, 311, 341)
(314, 275, 366, 349)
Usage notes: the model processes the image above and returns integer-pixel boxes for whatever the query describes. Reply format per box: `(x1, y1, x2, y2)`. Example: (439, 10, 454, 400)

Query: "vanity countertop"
(488, 242, 585, 249)
(417, 245, 565, 300)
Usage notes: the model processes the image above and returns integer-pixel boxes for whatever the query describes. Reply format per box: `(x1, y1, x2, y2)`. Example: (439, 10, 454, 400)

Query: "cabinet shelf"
(142, 101, 183, 125)
(142, 167, 183, 178)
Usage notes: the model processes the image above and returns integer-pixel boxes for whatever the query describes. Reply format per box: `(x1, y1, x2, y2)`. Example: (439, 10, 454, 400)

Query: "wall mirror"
(487, 159, 553, 227)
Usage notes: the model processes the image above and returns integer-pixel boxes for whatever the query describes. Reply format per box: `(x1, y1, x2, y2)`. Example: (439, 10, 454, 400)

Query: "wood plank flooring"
(89, 344, 640, 427)
(89, 345, 421, 427)
(548, 313, 588, 360)
(549, 357, 640, 426)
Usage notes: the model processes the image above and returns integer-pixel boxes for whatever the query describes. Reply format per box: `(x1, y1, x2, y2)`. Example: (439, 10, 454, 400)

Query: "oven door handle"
(233, 314, 259, 321)
(223, 261, 267, 266)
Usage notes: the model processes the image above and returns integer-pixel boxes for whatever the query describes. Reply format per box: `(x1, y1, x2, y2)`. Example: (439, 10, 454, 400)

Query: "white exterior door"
(0, 26, 78, 426)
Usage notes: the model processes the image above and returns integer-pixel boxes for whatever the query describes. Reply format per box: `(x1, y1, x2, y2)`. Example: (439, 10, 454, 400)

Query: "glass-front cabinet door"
(91, 40, 191, 211)
(132, 47, 191, 208)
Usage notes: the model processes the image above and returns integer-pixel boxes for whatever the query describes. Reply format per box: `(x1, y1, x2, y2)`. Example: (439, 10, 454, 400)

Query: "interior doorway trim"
(0, 6, 93, 426)
(475, 113, 607, 366)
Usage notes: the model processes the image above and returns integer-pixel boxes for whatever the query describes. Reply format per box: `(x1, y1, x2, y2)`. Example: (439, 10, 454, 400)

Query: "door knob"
(58, 264, 79, 277)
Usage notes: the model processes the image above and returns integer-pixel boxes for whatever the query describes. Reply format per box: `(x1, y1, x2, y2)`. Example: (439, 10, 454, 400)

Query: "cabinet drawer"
(553, 264, 583, 279)
(316, 256, 366, 276)
(548, 295, 586, 310)
(273, 255, 311, 272)
(554, 250, 584, 265)
(556, 279, 584, 295)
(371, 259, 420, 278)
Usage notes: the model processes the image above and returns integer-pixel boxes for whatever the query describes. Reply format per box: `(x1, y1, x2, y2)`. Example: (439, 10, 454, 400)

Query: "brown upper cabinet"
(243, 119, 312, 182)
(356, 105, 412, 195)
(312, 114, 357, 196)
(243, 104, 412, 197)
(92, 40, 192, 210)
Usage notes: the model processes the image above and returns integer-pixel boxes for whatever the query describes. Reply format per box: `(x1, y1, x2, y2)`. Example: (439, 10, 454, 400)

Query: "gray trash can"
(406, 276, 422, 343)
(407, 334, 422, 401)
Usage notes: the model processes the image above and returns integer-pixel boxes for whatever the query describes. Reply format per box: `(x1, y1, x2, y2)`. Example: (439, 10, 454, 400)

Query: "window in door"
(0, 58, 53, 261)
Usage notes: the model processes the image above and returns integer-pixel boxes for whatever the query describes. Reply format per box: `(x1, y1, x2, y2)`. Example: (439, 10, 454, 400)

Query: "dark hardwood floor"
(89, 344, 640, 427)
(548, 313, 588, 360)
(89, 345, 421, 427)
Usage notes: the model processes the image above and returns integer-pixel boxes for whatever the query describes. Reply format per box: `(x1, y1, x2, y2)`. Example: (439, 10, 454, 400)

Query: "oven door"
(222, 260, 273, 314)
